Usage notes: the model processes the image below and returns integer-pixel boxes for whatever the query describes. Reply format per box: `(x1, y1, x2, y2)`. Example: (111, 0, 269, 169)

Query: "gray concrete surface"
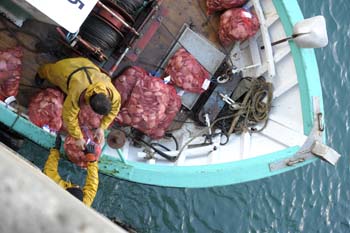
(0, 143, 127, 233)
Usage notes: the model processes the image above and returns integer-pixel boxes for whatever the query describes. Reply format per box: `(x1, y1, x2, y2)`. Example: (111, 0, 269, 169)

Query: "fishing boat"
(0, 0, 341, 188)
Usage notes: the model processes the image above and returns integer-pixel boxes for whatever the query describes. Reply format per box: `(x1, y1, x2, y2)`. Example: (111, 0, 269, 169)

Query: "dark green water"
(18, 0, 350, 232)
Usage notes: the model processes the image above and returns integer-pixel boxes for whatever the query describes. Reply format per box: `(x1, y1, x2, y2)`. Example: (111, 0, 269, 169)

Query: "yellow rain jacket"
(44, 149, 99, 207)
(38, 57, 121, 139)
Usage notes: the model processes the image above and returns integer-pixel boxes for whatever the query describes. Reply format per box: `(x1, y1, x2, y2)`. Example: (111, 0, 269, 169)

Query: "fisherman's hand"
(95, 127, 104, 145)
(75, 138, 86, 150)
(84, 143, 96, 162)
(84, 143, 95, 154)
(54, 133, 62, 150)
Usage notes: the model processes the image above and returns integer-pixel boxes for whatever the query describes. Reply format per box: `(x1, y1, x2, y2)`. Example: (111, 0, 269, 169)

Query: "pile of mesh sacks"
(206, 0, 260, 45)
(114, 66, 182, 139)
(0, 47, 23, 100)
(28, 52, 211, 163)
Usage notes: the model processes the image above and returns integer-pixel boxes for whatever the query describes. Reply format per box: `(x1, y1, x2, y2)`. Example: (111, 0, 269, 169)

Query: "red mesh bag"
(0, 47, 23, 99)
(164, 48, 210, 93)
(206, 0, 247, 15)
(113, 66, 148, 106)
(78, 103, 103, 129)
(219, 8, 260, 45)
(28, 88, 65, 132)
(157, 88, 182, 134)
(64, 129, 102, 168)
(116, 76, 181, 139)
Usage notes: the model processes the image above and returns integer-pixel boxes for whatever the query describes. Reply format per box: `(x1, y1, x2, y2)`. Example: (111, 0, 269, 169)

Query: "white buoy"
(262, 15, 329, 49)
(293, 16, 328, 48)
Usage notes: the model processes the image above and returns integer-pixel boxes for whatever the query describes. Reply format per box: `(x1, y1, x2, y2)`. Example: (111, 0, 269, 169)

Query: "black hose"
(114, 127, 178, 162)
(150, 142, 171, 151)
(137, 137, 177, 161)
(165, 133, 179, 150)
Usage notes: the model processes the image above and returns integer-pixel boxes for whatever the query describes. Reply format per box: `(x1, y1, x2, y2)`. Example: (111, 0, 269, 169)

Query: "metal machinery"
(0, 0, 163, 76)
(56, 0, 164, 76)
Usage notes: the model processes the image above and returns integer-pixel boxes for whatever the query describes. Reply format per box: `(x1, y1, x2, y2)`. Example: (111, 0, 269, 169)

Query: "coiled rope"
(220, 77, 273, 135)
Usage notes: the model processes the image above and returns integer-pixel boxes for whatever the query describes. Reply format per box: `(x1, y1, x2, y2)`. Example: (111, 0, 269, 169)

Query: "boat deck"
(0, 0, 305, 167)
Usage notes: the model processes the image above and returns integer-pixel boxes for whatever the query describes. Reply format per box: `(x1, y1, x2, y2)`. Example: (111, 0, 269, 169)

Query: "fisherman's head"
(89, 93, 111, 115)
(66, 187, 83, 201)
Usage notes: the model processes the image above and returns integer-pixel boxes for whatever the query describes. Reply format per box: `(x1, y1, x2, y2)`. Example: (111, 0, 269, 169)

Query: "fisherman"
(36, 57, 121, 149)
(44, 134, 99, 207)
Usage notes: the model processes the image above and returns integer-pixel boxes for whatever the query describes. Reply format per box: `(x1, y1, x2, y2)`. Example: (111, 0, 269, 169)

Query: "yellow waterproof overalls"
(38, 57, 121, 140)
(44, 149, 98, 207)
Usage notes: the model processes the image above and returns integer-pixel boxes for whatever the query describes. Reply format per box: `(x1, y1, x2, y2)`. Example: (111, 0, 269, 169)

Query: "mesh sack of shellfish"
(218, 8, 260, 45)
(64, 128, 102, 168)
(164, 48, 210, 93)
(113, 66, 149, 106)
(78, 103, 103, 130)
(28, 88, 65, 132)
(116, 76, 181, 139)
(206, 0, 247, 15)
(0, 47, 23, 100)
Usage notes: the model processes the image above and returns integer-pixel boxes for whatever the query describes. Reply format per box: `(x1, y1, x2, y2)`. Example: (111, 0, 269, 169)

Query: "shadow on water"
(16, 0, 350, 232)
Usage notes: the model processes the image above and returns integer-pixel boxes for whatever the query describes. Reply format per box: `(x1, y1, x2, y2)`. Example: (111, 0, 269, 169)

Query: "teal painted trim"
(116, 149, 127, 164)
(99, 147, 317, 188)
(0, 104, 55, 149)
(273, 0, 325, 138)
(0, 101, 317, 187)
(0, 100, 317, 187)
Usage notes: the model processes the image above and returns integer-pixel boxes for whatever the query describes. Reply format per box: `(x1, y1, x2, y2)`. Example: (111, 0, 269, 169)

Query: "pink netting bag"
(28, 88, 65, 132)
(164, 48, 210, 93)
(64, 128, 102, 168)
(116, 75, 181, 139)
(0, 47, 23, 99)
(78, 103, 103, 129)
(206, 0, 247, 15)
(219, 8, 260, 45)
(113, 66, 148, 106)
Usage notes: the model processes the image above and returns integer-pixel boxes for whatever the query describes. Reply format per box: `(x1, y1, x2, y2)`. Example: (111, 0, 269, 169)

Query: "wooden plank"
(258, 119, 306, 147)
(257, 43, 291, 77)
(240, 132, 251, 158)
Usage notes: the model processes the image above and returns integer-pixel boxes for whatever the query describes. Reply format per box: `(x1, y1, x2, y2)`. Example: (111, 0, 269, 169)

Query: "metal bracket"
(269, 97, 341, 171)
(219, 93, 240, 110)
(311, 141, 340, 166)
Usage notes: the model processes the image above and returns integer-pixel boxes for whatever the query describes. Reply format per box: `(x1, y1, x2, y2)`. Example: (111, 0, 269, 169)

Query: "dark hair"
(89, 93, 111, 115)
(66, 187, 83, 201)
